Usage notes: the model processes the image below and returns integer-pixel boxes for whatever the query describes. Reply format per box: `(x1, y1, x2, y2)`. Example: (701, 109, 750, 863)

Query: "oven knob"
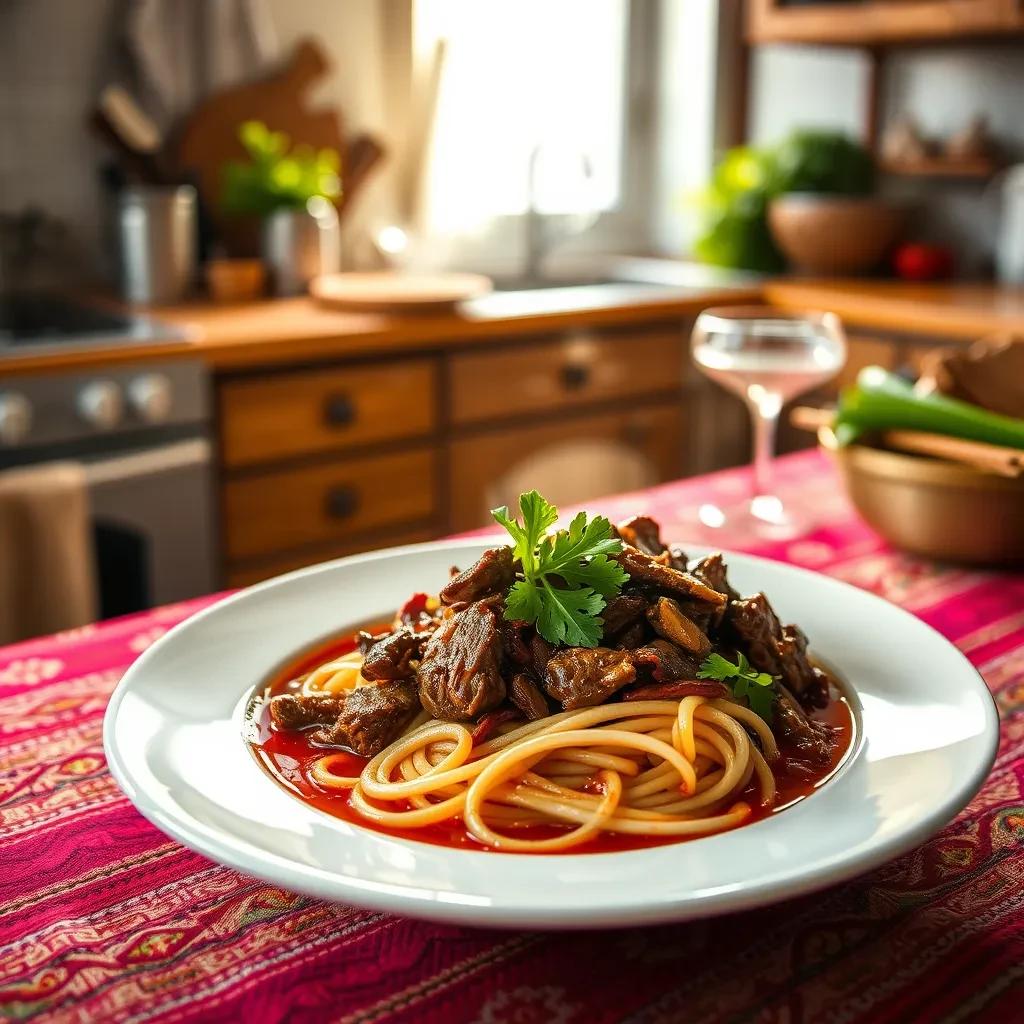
(128, 373, 173, 423)
(77, 380, 124, 430)
(0, 392, 32, 446)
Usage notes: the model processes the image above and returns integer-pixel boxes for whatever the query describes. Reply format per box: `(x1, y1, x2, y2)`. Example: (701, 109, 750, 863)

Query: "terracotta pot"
(205, 258, 266, 303)
(768, 194, 906, 275)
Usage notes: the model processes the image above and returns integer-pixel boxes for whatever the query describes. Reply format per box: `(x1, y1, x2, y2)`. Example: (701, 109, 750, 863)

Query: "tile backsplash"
(0, 0, 122, 287)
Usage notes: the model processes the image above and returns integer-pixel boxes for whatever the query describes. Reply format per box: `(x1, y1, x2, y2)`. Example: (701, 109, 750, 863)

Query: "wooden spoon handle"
(791, 406, 1024, 477)
(790, 406, 834, 431)
(881, 430, 1024, 478)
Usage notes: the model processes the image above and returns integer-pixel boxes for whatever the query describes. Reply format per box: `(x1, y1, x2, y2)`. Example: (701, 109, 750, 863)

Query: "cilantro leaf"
(490, 506, 528, 560)
(539, 511, 623, 574)
(537, 581, 606, 648)
(504, 579, 543, 623)
(491, 490, 558, 574)
(698, 652, 775, 722)
(489, 492, 629, 647)
(557, 553, 630, 598)
(696, 653, 741, 682)
(745, 682, 776, 721)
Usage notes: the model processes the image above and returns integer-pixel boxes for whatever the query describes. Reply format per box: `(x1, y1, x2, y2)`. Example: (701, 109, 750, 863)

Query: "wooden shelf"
(746, 0, 1024, 45)
(879, 156, 1000, 180)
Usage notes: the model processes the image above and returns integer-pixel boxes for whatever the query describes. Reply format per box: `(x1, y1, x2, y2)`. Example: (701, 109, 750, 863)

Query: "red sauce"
(248, 631, 856, 854)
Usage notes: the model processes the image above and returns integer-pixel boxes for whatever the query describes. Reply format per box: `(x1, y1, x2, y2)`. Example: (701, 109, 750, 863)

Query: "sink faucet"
(523, 144, 595, 283)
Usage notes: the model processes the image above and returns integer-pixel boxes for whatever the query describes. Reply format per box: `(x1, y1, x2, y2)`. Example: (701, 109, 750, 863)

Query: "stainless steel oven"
(0, 358, 217, 617)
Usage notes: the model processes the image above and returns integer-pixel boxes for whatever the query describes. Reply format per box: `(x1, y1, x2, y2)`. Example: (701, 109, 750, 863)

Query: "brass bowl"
(830, 441, 1024, 566)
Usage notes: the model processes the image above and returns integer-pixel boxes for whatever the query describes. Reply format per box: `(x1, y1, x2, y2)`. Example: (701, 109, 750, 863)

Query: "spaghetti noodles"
(296, 650, 779, 852)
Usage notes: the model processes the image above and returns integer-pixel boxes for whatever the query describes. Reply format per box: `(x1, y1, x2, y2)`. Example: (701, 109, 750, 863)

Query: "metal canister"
(262, 197, 341, 296)
(116, 186, 197, 305)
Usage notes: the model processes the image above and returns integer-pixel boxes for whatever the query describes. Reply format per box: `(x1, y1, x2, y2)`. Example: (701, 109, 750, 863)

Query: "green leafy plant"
(694, 145, 784, 272)
(491, 491, 629, 648)
(221, 120, 341, 217)
(698, 652, 775, 722)
(694, 129, 874, 271)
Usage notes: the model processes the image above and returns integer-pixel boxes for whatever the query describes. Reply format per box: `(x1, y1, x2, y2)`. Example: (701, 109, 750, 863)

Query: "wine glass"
(690, 306, 846, 538)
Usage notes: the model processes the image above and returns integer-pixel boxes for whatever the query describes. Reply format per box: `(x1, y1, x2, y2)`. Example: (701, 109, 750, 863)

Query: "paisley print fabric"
(2, 452, 1021, 1023)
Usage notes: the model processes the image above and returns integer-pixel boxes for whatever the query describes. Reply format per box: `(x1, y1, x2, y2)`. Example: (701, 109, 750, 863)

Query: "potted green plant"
(221, 121, 343, 295)
(696, 130, 905, 276)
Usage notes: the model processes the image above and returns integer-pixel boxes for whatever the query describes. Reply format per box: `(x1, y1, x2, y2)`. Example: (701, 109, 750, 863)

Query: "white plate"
(104, 540, 999, 930)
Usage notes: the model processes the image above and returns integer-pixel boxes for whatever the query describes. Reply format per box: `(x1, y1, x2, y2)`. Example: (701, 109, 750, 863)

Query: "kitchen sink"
(488, 260, 761, 295)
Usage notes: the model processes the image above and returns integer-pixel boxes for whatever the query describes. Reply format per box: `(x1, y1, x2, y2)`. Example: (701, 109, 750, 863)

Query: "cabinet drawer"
(449, 328, 685, 425)
(224, 448, 437, 561)
(449, 403, 685, 531)
(220, 359, 437, 467)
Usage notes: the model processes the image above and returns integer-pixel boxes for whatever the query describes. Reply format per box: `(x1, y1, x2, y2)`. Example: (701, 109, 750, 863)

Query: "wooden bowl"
(830, 441, 1024, 566)
(769, 195, 906, 275)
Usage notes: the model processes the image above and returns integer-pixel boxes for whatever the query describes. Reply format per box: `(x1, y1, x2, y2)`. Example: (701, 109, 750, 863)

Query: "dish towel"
(0, 462, 97, 644)
(123, 0, 279, 131)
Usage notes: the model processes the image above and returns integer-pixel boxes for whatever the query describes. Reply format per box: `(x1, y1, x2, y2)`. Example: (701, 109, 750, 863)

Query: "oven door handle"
(84, 438, 211, 487)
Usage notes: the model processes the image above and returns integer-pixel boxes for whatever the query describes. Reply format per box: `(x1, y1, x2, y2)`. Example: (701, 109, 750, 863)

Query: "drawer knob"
(324, 393, 355, 427)
(325, 485, 359, 519)
(622, 419, 650, 444)
(560, 363, 590, 391)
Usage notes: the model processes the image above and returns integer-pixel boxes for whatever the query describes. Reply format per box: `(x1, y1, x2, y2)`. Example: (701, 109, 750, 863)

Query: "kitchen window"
(410, 0, 660, 273)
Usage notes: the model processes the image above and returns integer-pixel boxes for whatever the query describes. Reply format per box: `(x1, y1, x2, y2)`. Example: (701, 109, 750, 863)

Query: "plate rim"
(103, 537, 1001, 929)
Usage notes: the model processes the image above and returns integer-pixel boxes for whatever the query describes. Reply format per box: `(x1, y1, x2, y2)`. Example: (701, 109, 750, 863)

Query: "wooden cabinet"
(448, 328, 685, 426)
(223, 447, 437, 562)
(214, 320, 694, 584)
(747, 0, 1021, 44)
(219, 358, 437, 467)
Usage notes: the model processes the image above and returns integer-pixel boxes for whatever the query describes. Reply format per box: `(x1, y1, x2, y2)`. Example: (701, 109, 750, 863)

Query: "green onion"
(835, 367, 1024, 450)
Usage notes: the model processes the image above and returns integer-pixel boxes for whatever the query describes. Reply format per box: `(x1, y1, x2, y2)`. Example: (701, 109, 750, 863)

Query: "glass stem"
(748, 390, 782, 500)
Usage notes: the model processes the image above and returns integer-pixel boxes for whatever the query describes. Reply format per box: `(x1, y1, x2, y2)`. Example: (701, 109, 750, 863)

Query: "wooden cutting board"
(310, 273, 494, 313)
(174, 39, 383, 254)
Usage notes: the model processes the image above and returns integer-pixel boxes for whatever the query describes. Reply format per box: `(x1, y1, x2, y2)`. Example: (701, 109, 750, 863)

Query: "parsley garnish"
(698, 652, 775, 722)
(491, 491, 629, 648)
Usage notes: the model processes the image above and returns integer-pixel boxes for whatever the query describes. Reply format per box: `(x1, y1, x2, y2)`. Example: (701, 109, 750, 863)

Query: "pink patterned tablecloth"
(3, 450, 1023, 1024)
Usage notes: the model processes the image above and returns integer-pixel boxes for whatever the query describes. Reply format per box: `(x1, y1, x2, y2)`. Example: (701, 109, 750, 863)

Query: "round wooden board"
(310, 272, 493, 312)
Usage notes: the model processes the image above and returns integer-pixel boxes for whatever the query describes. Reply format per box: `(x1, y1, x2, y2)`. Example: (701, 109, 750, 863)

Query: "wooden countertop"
(5, 277, 1024, 378)
(764, 280, 1024, 340)
(0, 284, 758, 377)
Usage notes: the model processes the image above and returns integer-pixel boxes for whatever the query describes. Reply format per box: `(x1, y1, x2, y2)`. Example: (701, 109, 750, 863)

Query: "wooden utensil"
(91, 85, 169, 184)
(340, 135, 386, 215)
(791, 406, 1024, 478)
(310, 272, 492, 313)
(881, 430, 1024, 478)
